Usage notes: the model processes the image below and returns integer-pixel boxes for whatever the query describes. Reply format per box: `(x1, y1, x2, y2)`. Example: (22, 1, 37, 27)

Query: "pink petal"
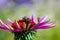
(0, 19, 10, 29)
(38, 23, 55, 29)
(7, 18, 13, 24)
(30, 24, 39, 30)
(16, 21, 22, 31)
(37, 17, 50, 24)
(30, 15, 34, 21)
(31, 23, 55, 30)
(39, 20, 50, 26)
(40, 16, 47, 23)
(0, 25, 10, 31)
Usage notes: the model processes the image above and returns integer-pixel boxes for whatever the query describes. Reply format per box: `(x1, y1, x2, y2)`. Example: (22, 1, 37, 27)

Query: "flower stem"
(14, 30, 36, 40)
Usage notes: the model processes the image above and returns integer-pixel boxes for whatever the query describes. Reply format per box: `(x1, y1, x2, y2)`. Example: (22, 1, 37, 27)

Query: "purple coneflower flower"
(0, 16, 55, 40)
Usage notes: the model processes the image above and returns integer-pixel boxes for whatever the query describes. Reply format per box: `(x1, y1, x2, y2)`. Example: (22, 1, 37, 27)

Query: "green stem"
(14, 30, 36, 40)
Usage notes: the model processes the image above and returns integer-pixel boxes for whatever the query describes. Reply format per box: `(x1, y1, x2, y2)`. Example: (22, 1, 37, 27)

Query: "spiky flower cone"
(14, 30, 36, 40)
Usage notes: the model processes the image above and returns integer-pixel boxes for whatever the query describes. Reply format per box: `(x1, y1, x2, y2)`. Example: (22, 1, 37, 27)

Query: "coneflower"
(0, 16, 55, 40)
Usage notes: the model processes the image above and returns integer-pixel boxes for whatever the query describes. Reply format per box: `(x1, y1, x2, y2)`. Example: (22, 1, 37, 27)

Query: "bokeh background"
(0, 0, 60, 40)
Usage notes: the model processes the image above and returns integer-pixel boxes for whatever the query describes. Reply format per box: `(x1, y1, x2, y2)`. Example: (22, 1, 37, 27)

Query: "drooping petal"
(38, 23, 55, 29)
(30, 22, 55, 30)
(0, 19, 14, 32)
(30, 24, 39, 30)
(0, 25, 10, 31)
(38, 19, 50, 26)
(0, 19, 10, 29)
(40, 16, 47, 23)
(7, 18, 13, 24)
(8, 25, 14, 32)
(16, 20, 22, 31)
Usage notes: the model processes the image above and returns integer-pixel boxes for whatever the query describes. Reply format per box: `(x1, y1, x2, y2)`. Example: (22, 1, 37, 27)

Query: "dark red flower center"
(11, 17, 35, 30)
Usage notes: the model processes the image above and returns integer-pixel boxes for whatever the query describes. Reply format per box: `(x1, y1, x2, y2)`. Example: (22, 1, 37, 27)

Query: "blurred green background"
(0, 0, 60, 40)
